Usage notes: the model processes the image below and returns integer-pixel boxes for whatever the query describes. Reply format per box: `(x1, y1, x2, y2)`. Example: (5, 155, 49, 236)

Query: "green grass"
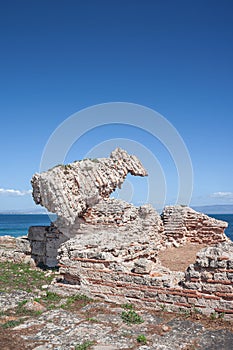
(5, 300, 43, 319)
(42, 291, 62, 302)
(61, 294, 93, 309)
(137, 334, 147, 344)
(121, 303, 134, 310)
(0, 262, 55, 292)
(86, 317, 99, 323)
(75, 340, 95, 350)
(1, 319, 23, 329)
(33, 291, 63, 310)
(179, 308, 191, 318)
(219, 312, 225, 320)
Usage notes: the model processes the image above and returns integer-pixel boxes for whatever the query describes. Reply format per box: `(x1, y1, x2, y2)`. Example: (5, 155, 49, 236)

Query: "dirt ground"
(158, 243, 208, 271)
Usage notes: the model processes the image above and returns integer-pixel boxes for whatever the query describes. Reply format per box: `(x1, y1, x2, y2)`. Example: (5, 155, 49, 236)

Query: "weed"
(179, 308, 191, 318)
(43, 291, 61, 302)
(160, 304, 167, 312)
(14, 300, 43, 317)
(47, 303, 57, 310)
(121, 310, 144, 325)
(191, 307, 201, 315)
(61, 294, 93, 309)
(1, 319, 23, 329)
(137, 334, 147, 344)
(219, 312, 225, 320)
(17, 300, 28, 307)
(210, 312, 218, 320)
(86, 317, 99, 323)
(0, 262, 55, 293)
(121, 303, 134, 310)
(34, 297, 41, 303)
(75, 340, 95, 350)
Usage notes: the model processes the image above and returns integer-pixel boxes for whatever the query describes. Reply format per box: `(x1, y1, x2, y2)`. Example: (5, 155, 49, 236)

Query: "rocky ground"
(1, 260, 233, 350)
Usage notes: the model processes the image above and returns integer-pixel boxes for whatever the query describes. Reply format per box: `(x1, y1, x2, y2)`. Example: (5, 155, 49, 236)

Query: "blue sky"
(0, 0, 233, 211)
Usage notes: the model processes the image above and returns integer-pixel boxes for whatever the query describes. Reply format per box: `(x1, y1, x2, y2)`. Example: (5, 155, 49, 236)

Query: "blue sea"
(0, 213, 232, 241)
(208, 214, 233, 241)
(0, 214, 56, 238)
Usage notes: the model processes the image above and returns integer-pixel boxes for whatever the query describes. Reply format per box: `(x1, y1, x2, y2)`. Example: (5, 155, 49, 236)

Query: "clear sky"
(0, 0, 233, 211)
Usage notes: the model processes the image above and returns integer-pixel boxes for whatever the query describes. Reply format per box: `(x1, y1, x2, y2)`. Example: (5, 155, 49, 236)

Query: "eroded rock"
(31, 148, 147, 224)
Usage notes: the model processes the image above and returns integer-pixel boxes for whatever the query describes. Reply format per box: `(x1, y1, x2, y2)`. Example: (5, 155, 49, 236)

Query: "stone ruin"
(27, 148, 233, 317)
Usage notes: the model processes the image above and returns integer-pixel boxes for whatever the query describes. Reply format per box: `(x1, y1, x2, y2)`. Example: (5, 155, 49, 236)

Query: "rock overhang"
(31, 148, 148, 224)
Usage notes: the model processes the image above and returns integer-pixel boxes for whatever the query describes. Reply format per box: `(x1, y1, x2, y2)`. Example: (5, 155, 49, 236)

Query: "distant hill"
(192, 205, 233, 214)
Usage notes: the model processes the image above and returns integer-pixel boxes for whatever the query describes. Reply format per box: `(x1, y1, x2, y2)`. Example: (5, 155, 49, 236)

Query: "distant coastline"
(192, 204, 233, 214)
(0, 209, 53, 215)
(1, 204, 233, 215)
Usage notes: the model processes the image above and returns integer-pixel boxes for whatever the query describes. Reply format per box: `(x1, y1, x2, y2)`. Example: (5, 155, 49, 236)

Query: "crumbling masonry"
(28, 148, 233, 317)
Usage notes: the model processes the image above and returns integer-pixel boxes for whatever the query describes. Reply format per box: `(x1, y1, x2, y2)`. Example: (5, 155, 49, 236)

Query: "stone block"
(28, 226, 47, 241)
(217, 260, 227, 268)
(45, 256, 58, 268)
(16, 237, 31, 254)
(214, 272, 227, 281)
(133, 258, 152, 274)
(31, 241, 45, 256)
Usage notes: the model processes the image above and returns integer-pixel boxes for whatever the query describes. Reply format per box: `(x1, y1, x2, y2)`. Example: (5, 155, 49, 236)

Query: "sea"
(0, 214, 56, 238)
(0, 213, 233, 241)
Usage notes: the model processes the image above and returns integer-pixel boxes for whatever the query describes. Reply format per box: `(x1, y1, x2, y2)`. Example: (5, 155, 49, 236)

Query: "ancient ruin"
(31, 148, 147, 224)
(26, 148, 233, 317)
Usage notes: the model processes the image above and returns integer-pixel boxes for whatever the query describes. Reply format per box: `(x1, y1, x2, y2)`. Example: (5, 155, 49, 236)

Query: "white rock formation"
(31, 148, 147, 224)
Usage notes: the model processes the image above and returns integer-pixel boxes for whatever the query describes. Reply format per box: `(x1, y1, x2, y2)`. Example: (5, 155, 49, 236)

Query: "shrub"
(121, 310, 144, 325)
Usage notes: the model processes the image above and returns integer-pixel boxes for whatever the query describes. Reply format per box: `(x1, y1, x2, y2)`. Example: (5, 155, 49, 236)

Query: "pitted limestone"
(31, 148, 147, 224)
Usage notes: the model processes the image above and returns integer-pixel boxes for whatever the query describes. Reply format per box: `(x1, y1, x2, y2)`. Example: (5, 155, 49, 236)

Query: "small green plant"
(179, 308, 191, 317)
(121, 310, 144, 325)
(75, 340, 95, 350)
(219, 312, 225, 320)
(160, 303, 167, 312)
(34, 297, 41, 303)
(1, 319, 23, 329)
(210, 312, 218, 320)
(137, 334, 147, 344)
(43, 291, 61, 302)
(62, 294, 93, 308)
(47, 303, 57, 310)
(192, 307, 201, 315)
(14, 300, 43, 317)
(86, 317, 99, 323)
(121, 303, 134, 310)
(17, 300, 28, 307)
